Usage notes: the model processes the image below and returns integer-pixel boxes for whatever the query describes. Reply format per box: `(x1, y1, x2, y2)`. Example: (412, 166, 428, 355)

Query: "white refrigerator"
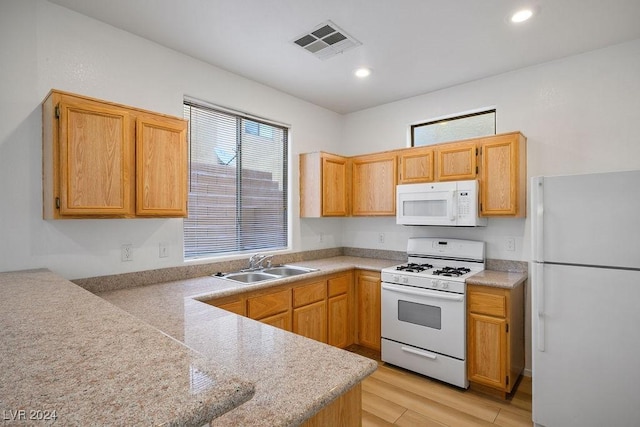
(531, 170, 640, 427)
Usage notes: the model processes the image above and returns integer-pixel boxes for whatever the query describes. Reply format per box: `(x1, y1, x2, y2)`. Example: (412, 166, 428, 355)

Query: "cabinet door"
(293, 281, 326, 308)
(58, 98, 133, 216)
(352, 153, 397, 216)
(261, 311, 292, 332)
(398, 147, 434, 184)
(322, 154, 349, 216)
(247, 289, 290, 320)
(136, 115, 188, 217)
(479, 133, 526, 217)
(356, 271, 381, 351)
(435, 141, 477, 181)
(328, 294, 350, 348)
(216, 300, 245, 316)
(293, 300, 327, 343)
(467, 312, 507, 389)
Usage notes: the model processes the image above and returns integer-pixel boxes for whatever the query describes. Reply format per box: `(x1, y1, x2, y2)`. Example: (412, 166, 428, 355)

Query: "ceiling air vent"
(293, 20, 362, 60)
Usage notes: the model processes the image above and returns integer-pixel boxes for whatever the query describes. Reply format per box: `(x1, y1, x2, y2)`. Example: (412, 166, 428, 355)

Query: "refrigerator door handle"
(532, 177, 544, 262)
(534, 262, 545, 352)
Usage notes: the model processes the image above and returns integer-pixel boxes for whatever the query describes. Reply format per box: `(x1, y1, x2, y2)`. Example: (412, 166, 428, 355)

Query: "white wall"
(2, 1, 640, 283)
(0, 0, 344, 279)
(340, 38, 640, 261)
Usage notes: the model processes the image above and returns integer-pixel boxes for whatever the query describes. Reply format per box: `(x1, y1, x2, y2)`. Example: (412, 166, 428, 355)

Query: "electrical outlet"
(379, 233, 385, 244)
(505, 237, 516, 252)
(159, 243, 168, 258)
(121, 244, 133, 262)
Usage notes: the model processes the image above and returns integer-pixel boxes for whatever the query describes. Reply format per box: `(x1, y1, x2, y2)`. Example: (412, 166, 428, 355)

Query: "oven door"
(381, 282, 465, 359)
(396, 182, 457, 226)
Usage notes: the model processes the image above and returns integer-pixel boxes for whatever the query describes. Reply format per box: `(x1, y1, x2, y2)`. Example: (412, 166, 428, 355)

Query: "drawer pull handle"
(401, 346, 437, 360)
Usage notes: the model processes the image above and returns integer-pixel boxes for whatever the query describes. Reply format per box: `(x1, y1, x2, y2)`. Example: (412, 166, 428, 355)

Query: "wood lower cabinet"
(260, 311, 292, 331)
(467, 283, 524, 397)
(327, 272, 354, 348)
(206, 271, 354, 347)
(42, 90, 187, 219)
(435, 141, 477, 181)
(398, 146, 434, 184)
(479, 132, 527, 217)
(247, 288, 292, 331)
(356, 270, 381, 351)
(215, 298, 246, 316)
(300, 152, 349, 217)
(351, 152, 397, 216)
(293, 281, 327, 342)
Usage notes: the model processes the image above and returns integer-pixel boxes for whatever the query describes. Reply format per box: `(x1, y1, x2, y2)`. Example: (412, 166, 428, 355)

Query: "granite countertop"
(97, 256, 394, 426)
(1, 256, 524, 426)
(467, 269, 527, 289)
(0, 269, 254, 426)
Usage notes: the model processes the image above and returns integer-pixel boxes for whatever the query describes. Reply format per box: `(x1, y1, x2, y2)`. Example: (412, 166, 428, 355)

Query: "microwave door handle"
(449, 190, 456, 221)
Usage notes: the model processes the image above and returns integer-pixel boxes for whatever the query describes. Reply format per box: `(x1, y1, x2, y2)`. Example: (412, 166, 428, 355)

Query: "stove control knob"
(441, 281, 449, 289)
(392, 275, 400, 282)
(401, 276, 409, 284)
(431, 280, 438, 288)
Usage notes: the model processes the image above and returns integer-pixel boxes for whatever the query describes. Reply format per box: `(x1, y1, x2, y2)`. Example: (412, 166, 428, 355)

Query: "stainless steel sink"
(262, 265, 317, 277)
(219, 264, 318, 284)
(223, 271, 280, 283)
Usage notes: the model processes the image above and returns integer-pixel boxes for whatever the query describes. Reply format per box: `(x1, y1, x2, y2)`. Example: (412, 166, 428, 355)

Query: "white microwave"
(396, 180, 487, 226)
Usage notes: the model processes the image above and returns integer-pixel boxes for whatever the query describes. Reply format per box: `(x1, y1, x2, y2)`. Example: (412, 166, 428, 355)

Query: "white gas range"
(380, 238, 485, 388)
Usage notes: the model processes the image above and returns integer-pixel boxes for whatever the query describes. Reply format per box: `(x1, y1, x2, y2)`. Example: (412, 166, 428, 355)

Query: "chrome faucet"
(248, 253, 273, 270)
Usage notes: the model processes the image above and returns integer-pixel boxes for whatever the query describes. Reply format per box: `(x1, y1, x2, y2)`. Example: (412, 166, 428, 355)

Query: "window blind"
(183, 101, 288, 259)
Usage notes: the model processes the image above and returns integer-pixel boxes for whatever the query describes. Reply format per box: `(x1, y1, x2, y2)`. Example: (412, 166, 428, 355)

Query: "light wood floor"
(347, 346, 533, 427)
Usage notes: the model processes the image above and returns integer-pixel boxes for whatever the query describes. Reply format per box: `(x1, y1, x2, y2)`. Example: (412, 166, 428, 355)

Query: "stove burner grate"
(395, 262, 433, 273)
(431, 266, 471, 277)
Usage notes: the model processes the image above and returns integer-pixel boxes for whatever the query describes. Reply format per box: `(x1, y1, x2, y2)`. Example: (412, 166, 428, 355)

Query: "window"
(183, 100, 288, 259)
(411, 109, 496, 147)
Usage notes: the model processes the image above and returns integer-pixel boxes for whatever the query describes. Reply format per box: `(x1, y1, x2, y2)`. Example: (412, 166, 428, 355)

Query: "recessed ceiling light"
(511, 9, 533, 23)
(354, 68, 371, 78)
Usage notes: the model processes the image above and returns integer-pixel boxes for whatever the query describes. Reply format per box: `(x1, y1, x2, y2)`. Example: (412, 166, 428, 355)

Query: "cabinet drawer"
(217, 300, 245, 316)
(328, 274, 350, 297)
(468, 291, 507, 317)
(293, 281, 326, 308)
(247, 289, 290, 319)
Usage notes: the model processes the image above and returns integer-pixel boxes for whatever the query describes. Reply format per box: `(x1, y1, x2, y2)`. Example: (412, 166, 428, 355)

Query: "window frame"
(183, 98, 291, 260)
(410, 109, 496, 147)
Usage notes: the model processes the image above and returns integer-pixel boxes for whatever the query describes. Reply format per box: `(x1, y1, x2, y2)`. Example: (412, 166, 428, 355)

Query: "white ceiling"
(48, 0, 640, 114)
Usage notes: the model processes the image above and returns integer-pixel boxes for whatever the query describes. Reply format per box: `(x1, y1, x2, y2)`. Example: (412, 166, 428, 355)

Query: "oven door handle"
(401, 346, 437, 360)
(382, 283, 464, 302)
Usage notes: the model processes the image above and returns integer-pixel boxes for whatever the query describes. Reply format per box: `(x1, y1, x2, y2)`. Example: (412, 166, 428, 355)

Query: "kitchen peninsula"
(0, 257, 390, 426)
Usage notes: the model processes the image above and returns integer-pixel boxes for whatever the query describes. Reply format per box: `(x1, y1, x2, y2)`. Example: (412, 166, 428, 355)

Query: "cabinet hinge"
(476, 147, 479, 155)
(506, 323, 509, 333)
(475, 166, 479, 174)
(506, 376, 510, 386)
(55, 197, 60, 209)
(55, 105, 60, 119)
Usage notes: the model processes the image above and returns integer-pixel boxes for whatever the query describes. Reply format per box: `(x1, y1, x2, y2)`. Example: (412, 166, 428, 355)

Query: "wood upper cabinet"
(351, 152, 397, 216)
(467, 283, 524, 398)
(300, 152, 349, 217)
(479, 132, 527, 217)
(42, 90, 187, 219)
(398, 146, 434, 184)
(356, 270, 381, 351)
(435, 141, 477, 181)
(136, 115, 188, 217)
